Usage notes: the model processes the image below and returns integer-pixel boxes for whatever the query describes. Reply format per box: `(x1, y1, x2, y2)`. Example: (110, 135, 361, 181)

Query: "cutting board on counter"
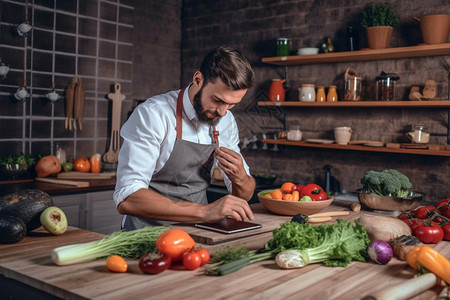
(175, 203, 357, 245)
(386, 143, 446, 151)
(35, 177, 89, 187)
(57, 171, 116, 179)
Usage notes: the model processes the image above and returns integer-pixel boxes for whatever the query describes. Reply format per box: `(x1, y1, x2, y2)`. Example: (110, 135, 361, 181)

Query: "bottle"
(316, 86, 326, 102)
(325, 37, 335, 53)
(327, 85, 338, 102)
(346, 26, 356, 51)
(55, 144, 66, 165)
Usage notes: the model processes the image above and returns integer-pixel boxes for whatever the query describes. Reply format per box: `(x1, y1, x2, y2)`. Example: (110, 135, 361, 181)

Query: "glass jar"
(55, 144, 66, 165)
(327, 85, 338, 102)
(376, 72, 399, 101)
(316, 86, 326, 102)
(299, 84, 315, 102)
(276, 38, 291, 56)
(344, 77, 362, 101)
(287, 125, 302, 141)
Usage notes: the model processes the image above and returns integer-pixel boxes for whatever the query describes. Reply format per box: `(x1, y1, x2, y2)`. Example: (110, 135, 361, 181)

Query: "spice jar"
(276, 38, 291, 56)
(299, 84, 315, 102)
(327, 85, 338, 102)
(316, 86, 326, 102)
(286, 125, 302, 141)
(376, 71, 399, 101)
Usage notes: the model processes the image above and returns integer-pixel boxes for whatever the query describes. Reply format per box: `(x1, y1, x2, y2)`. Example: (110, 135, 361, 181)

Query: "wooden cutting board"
(174, 203, 356, 245)
(35, 177, 89, 187)
(57, 171, 116, 179)
(386, 143, 445, 150)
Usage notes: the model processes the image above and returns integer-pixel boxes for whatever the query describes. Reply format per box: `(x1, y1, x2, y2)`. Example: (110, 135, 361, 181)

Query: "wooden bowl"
(257, 189, 334, 216)
(358, 189, 423, 211)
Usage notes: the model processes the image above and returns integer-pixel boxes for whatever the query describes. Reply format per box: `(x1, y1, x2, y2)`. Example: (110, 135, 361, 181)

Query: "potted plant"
(361, 2, 398, 49)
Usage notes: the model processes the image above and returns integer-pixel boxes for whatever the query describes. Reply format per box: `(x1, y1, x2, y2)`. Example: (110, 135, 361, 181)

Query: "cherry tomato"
(403, 218, 423, 232)
(73, 157, 91, 172)
(106, 255, 128, 273)
(300, 184, 328, 201)
(442, 224, 450, 241)
(412, 206, 435, 219)
(183, 251, 202, 270)
(398, 211, 414, 221)
(436, 198, 450, 214)
(196, 249, 210, 266)
(414, 222, 444, 244)
(156, 229, 195, 262)
(139, 251, 172, 274)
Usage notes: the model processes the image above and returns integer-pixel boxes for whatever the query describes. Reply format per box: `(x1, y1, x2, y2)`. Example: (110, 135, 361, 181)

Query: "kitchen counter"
(1, 202, 449, 300)
(0, 177, 116, 197)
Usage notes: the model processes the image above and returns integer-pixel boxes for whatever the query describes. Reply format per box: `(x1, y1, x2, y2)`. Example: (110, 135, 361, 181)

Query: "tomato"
(442, 224, 450, 241)
(403, 218, 424, 232)
(183, 251, 202, 270)
(73, 157, 90, 172)
(281, 182, 296, 194)
(139, 251, 171, 274)
(197, 249, 210, 266)
(155, 229, 196, 262)
(414, 223, 444, 244)
(398, 211, 414, 221)
(90, 153, 101, 173)
(271, 189, 283, 200)
(106, 255, 128, 273)
(300, 184, 328, 201)
(436, 198, 450, 214)
(412, 206, 436, 219)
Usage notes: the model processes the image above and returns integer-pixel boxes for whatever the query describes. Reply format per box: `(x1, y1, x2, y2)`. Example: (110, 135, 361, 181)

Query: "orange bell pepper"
(406, 245, 450, 285)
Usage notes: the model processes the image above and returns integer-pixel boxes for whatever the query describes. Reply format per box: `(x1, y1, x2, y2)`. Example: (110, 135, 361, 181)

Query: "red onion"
(367, 241, 393, 264)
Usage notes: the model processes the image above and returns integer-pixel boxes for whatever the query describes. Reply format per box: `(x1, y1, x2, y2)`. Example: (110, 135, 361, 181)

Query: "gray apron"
(123, 87, 218, 230)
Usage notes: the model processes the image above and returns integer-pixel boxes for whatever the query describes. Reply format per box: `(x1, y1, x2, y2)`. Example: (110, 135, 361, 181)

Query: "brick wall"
(181, 0, 450, 201)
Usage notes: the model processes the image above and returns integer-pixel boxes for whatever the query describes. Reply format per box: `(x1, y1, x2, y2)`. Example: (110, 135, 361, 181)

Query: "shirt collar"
(183, 83, 197, 121)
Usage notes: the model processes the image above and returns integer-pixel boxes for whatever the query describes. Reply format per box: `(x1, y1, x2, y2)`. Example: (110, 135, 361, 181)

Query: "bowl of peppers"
(257, 183, 333, 216)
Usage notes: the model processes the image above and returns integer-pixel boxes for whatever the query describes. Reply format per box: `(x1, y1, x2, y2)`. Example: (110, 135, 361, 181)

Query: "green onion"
(51, 226, 170, 265)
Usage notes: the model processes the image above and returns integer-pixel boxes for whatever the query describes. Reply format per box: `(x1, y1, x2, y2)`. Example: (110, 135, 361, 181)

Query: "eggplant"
(0, 215, 26, 243)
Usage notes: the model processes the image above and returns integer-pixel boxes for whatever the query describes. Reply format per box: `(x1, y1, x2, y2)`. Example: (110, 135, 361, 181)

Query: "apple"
(63, 162, 73, 172)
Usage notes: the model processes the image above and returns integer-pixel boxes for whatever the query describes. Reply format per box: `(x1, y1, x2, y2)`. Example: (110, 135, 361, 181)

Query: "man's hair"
(199, 46, 255, 90)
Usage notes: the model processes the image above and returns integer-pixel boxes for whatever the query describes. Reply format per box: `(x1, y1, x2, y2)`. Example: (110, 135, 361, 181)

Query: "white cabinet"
(52, 190, 122, 235)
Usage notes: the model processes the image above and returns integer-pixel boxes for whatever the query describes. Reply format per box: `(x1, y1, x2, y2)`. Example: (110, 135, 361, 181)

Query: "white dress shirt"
(113, 86, 250, 207)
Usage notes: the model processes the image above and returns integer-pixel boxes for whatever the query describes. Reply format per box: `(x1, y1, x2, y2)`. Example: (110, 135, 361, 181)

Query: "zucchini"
(0, 215, 26, 243)
(0, 189, 53, 232)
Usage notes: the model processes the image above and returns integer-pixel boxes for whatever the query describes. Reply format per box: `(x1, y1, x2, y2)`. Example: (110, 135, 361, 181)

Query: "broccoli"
(360, 169, 412, 198)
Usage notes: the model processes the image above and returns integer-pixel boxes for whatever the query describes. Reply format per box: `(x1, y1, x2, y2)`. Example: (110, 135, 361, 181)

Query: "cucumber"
(0, 215, 26, 243)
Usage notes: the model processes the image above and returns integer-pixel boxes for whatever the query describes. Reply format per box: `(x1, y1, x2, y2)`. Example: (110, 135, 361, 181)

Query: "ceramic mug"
(334, 127, 352, 145)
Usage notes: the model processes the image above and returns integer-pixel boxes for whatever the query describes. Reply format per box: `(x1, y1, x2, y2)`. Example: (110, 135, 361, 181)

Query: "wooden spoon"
(65, 77, 76, 130)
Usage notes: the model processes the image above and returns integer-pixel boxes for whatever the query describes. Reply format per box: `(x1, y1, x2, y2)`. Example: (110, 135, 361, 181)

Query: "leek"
(51, 226, 170, 265)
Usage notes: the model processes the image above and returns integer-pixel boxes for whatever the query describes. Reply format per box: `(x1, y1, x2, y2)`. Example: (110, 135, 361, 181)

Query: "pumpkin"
(35, 155, 61, 178)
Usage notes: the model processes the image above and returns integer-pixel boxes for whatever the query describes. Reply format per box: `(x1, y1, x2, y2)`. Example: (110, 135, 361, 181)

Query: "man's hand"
(214, 147, 256, 200)
(204, 194, 254, 222)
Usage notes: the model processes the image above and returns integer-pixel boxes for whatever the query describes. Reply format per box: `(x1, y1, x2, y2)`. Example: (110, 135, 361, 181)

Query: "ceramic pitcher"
(268, 79, 287, 102)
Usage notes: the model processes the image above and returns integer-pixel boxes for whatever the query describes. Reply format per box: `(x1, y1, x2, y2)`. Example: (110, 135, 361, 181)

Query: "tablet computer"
(195, 218, 262, 234)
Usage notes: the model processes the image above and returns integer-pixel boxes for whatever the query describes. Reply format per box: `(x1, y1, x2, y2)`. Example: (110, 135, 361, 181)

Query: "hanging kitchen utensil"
(103, 83, 126, 163)
(65, 77, 76, 130)
(73, 76, 85, 131)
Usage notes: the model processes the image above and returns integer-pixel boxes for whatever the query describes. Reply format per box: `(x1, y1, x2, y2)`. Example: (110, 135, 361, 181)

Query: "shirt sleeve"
(113, 101, 170, 207)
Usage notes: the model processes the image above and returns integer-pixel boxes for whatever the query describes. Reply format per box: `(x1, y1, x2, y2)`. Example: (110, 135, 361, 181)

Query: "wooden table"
(1, 202, 449, 300)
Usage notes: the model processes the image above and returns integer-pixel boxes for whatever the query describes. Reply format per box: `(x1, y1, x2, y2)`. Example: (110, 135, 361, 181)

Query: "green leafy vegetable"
(0, 154, 36, 169)
(361, 169, 412, 198)
(51, 226, 170, 265)
(206, 219, 370, 275)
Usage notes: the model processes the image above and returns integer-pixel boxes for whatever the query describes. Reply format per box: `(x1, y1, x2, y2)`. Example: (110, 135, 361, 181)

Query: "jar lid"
(300, 83, 315, 87)
(329, 85, 337, 88)
(376, 71, 399, 81)
(277, 37, 291, 41)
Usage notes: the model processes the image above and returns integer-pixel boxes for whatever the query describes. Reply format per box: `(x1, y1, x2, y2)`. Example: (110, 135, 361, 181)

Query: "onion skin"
(368, 241, 393, 265)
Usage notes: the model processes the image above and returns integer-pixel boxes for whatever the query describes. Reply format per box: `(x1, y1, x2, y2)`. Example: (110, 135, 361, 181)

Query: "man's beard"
(193, 87, 221, 126)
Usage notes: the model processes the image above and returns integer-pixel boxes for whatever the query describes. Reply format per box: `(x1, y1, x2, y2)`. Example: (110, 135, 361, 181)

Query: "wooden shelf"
(261, 43, 450, 66)
(262, 139, 450, 157)
(257, 100, 450, 108)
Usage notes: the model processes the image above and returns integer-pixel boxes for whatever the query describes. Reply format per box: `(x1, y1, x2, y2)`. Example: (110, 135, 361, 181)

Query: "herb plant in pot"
(361, 2, 398, 49)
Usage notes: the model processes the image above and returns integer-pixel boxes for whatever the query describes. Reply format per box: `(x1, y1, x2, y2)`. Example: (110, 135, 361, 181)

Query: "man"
(113, 46, 256, 230)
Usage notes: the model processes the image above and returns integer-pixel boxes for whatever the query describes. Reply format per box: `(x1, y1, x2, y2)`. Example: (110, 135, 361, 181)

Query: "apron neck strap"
(176, 87, 186, 139)
(176, 86, 219, 144)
